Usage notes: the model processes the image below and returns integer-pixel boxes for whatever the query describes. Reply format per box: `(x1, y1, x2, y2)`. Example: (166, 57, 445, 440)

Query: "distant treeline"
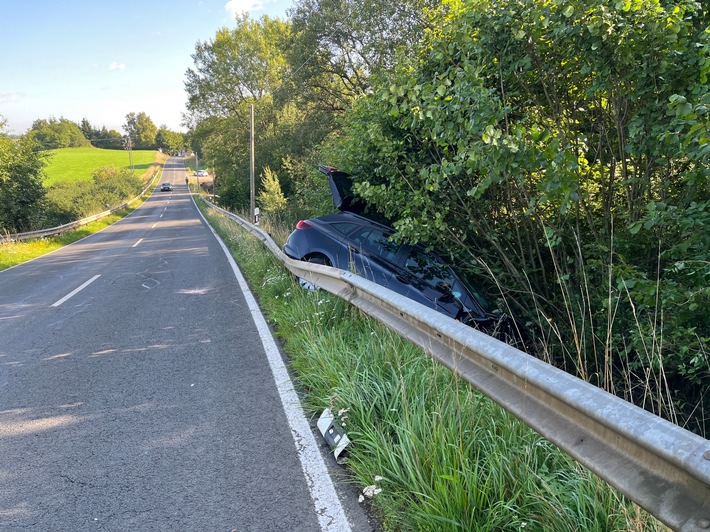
(23, 114, 185, 153)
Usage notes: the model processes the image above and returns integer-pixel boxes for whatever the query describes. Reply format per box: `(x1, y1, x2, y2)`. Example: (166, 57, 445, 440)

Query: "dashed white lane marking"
(132, 238, 144, 248)
(51, 275, 101, 307)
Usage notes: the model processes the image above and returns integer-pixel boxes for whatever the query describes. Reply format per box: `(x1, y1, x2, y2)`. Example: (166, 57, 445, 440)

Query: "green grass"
(198, 200, 667, 532)
(43, 147, 159, 186)
(0, 149, 166, 269)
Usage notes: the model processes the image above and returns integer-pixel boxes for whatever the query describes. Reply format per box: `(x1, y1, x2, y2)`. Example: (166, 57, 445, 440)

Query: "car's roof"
(311, 210, 393, 231)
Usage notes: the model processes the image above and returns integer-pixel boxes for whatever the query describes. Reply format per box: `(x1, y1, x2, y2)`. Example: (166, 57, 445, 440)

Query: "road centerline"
(51, 275, 101, 307)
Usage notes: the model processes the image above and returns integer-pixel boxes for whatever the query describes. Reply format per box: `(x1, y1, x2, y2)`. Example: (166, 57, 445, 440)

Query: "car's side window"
(357, 229, 400, 262)
(348, 227, 373, 247)
(331, 222, 360, 236)
(404, 248, 453, 286)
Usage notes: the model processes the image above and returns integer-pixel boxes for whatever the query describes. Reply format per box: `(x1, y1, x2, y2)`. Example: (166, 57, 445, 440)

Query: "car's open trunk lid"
(324, 168, 367, 214)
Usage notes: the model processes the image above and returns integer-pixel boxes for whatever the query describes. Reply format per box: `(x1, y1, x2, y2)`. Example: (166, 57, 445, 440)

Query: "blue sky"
(0, 0, 292, 135)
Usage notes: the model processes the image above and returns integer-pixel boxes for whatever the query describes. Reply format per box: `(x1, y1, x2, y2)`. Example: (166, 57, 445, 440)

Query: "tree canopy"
(79, 118, 124, 149)
(182, 0, 709, 431)
(333, 0, 709, 429)
(27, 117, 91, 150)
(0, 119, 47, 232)
(123, 112, 158, 149)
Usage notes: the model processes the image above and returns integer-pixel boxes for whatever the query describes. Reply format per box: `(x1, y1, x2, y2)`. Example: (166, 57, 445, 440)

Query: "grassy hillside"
(43, 147, 159, 186)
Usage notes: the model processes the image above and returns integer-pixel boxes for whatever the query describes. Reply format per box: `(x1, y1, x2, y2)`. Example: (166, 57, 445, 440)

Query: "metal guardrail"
(204, 199, 710, 532)
(1, 167, 162, 244)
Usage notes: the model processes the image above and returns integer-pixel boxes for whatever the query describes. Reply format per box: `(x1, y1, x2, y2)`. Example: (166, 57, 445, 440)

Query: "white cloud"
(0, 92, 21, 103)
(224, 0, 264, 16)
(108, 62, 126, 71)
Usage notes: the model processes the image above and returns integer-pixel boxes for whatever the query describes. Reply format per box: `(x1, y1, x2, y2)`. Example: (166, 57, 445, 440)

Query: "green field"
(43, 147, 160, 186)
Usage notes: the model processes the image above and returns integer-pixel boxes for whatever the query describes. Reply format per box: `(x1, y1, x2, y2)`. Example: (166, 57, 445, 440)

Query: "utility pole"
(212, 159, 217, 201)
(250, 103, 255, 224)
(123, 136, 134, 174)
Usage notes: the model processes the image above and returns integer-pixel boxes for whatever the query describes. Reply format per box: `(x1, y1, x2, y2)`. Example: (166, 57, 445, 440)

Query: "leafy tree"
(332, 0, 709, 430)
(0, 119, 47, 232)
(285, 0, 439, 112)
(184, 14, 292, 209)
(185, 14, 289, 122)
(123, 112, 158, 149)
(257, 166, 287, 214)
(156, 126, 184, 154)
(27, 117, 90, 150)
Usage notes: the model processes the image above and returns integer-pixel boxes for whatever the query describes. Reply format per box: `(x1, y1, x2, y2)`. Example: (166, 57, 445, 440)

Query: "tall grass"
(199, 200, 667, 531)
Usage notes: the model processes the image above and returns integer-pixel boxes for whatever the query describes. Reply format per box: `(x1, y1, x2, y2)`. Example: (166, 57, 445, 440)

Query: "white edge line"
(51, 275, 101, 307)
(194, 199, 352, 532)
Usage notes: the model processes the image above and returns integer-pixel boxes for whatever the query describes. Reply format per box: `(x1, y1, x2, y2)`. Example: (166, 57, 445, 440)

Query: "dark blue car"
(284, 166, 522, 344)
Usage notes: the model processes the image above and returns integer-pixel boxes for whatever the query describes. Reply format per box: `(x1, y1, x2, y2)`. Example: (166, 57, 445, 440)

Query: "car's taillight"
(296, 220, 313, 230)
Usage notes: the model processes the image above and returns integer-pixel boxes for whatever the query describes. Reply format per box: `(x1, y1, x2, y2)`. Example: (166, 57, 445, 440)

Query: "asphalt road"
(0, 158, 371, 531)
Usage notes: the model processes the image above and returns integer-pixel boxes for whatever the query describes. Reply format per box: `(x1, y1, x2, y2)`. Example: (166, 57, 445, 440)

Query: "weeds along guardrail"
(202, 198, 710, 532)
(1, 167, 163, 244)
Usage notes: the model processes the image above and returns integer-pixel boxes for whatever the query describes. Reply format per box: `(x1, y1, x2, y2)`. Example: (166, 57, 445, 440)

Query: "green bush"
(44, 166, 143, 224)
(331, 0, 709, 432)
(0, 132, 47, 232)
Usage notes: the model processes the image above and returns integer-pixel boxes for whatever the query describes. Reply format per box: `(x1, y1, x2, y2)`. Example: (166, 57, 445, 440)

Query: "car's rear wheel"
(306, 255, 330, 266)
(297, 255, 331, 291)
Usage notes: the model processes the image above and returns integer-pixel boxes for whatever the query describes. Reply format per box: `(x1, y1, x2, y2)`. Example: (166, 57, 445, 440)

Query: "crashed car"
(283, 165, 522, 345)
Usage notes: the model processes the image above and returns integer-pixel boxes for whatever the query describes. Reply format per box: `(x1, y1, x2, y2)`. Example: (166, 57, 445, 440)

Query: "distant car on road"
(283, 165, 525, 347)
(193, 170, 209, 177)
(160, 183, 173, 192)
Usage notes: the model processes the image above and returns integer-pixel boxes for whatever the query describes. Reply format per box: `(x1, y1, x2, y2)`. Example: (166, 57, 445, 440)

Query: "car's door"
(395, 245, 468, 319)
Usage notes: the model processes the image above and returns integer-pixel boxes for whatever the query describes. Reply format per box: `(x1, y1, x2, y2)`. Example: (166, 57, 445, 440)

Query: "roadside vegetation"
(183, 0, 709, 436)
(0, 145, 165, 270)
(0, 210, 134, 271)
(42, 150, 165, 227)
(1, 110, 181, 235)
(198, 199, 667, 531)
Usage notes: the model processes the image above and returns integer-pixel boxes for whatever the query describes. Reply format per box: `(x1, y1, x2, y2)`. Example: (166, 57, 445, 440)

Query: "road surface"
(0, 157, 371, 531)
